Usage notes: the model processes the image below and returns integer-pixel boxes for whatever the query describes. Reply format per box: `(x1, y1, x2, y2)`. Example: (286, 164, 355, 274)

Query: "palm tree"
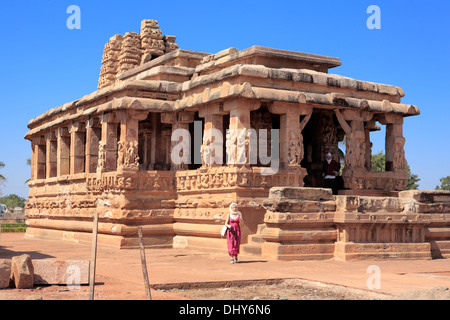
(0, 161, 5, 182)
(25, 158, 31, 184)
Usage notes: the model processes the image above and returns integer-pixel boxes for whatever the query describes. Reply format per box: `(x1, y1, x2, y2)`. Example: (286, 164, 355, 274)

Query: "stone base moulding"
(25, 226, 174, 249)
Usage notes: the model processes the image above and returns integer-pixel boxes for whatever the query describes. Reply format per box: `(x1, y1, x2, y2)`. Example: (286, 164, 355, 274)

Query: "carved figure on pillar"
(118, 140, 140, 169)
(393, 137, 407, 170)
(287, 131, 302, 166)
(226, 130, 237, 166)
(98, 141, 106, 171)
(236, 130, 250, 166)
(201, 136, 212, 166)
(117, 141, 126, 168)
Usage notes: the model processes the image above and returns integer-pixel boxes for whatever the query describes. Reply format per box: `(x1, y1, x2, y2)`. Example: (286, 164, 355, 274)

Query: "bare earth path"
(1, 233, 450, 300)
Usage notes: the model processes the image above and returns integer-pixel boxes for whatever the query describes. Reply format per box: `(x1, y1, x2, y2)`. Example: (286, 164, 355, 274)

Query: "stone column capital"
(198, 102, 228, 118)
(161, 111, 177, 124)
(57, 126, 70, 137)
(177, 111, 196, 124)
(86, 116, 102, 129)
(222, 98, 260, 112)
(68, 122, 86, 134)
(268, 101, 312, 116)
(334, 108, 373, 122)
(45, 131, 57, 141)
(99, 112, 118, 124)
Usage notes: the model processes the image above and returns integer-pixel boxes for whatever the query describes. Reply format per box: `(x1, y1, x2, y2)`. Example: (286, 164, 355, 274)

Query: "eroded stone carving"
(98, 20, 178, 89)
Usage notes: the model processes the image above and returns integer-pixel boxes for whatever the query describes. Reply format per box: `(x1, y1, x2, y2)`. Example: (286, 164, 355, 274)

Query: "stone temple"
(25, 20, 450, 260)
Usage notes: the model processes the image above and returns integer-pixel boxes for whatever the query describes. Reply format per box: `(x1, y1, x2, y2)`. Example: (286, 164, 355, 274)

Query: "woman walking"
(225, 203, 243, 264)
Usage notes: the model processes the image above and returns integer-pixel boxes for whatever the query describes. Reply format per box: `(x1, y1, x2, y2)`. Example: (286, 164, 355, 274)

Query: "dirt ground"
(2, 233, 450, 301)
(1, 276, 449, 301)
(162, 279, 450, 300)
(163, 278, 387, 300)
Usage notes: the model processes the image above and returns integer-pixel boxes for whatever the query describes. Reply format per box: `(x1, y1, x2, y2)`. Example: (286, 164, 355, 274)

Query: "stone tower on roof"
(98, 19, 178, 89)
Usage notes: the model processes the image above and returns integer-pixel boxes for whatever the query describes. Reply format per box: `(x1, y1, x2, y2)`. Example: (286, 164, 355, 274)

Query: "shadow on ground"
(0, 246, 56, 260)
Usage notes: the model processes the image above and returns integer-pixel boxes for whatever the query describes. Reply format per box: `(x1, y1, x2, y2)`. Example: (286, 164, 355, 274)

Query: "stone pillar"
(45, 131, 57, 179)
(381, 113, 408, 190)
(268, 102, 312, 170)
(364, 119, 378, 171)
(199, 103, 226, 167)
(280, 112, 300, 169)
(99, 113, 119, 173)
(57, 127, 71, 176)
(150, 113, 160, 168)
(69, 122, 86, 175)
(86, 118, 101, 174)
(33, 136, 46, 180)
(223, 99, 260, 166)
(335, 109, 373, 189)
(139, 128, 152, 170)
(116, 110, 148, 172)
(162, 111, 195, 170)
(383, 114, 406, 172)
(30, 141, 35, 181)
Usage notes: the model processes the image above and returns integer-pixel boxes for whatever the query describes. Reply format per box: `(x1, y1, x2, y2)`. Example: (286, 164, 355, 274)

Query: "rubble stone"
(33, 260, 90, 285)
(11, 255, 34, 289)
(0, 259, 12, 289)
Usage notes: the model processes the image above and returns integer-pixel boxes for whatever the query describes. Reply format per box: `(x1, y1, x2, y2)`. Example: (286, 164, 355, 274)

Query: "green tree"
(435, 176, 450, 191)
(0, 161, 5, 195)
(25, 158, 31, 184)
(0, 194, 26, 209)
(371, 151, 385, 171)
(0, 161, 5, 182)
(405, 167, 420, 190)
(371, 151, 419, 190)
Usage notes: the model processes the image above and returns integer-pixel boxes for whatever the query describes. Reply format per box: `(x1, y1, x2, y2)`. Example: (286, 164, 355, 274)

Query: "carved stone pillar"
(45, 131, 57, 179)
(116, 110, 148, 172)
(69, 122, 86, 175)
(99, 113, 119, 173)
(199, 103, 226, 167)
(364, 119, 378, 171)
(139, 127, 152, 170)
(223, 98, 260, 166)
(86, 118, 101, 174)
(381, 113, 408, 190)
(335, 109, 373, 190)
(268, 102, 312, 170)
(382, 114, 406, 172)
(33, 136, 46, 180)
(57, 127, 71, 177)
(163, 111, 195, 170)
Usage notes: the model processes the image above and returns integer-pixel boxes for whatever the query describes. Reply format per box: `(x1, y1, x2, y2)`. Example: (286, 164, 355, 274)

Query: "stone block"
(11, 254, 34, 289)
(268, 187, 334, 202)
(336, 196, 403, 213)
(264, 199, 336, 214)
(261, 227, 337, 242)
(399, 190, 450, 203)
(33, 260, 90, 285)
(261, 242, 335, 261)
(0, 260, 11, 289)
(334, 242, 432, 261)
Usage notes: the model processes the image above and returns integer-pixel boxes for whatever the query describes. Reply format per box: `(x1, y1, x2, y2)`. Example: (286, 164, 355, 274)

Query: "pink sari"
(227, 214, 241, 256)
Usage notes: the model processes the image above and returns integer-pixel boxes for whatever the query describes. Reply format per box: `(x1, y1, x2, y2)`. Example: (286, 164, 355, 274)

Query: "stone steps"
(242, 224, 266, 256)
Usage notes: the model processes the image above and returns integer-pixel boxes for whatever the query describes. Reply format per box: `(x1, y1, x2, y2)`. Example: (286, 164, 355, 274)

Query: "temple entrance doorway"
(301, 109, 342, 188)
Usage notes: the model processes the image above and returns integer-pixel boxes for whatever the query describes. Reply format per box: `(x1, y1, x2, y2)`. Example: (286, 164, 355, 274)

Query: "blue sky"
(0, 0, 449, 198)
